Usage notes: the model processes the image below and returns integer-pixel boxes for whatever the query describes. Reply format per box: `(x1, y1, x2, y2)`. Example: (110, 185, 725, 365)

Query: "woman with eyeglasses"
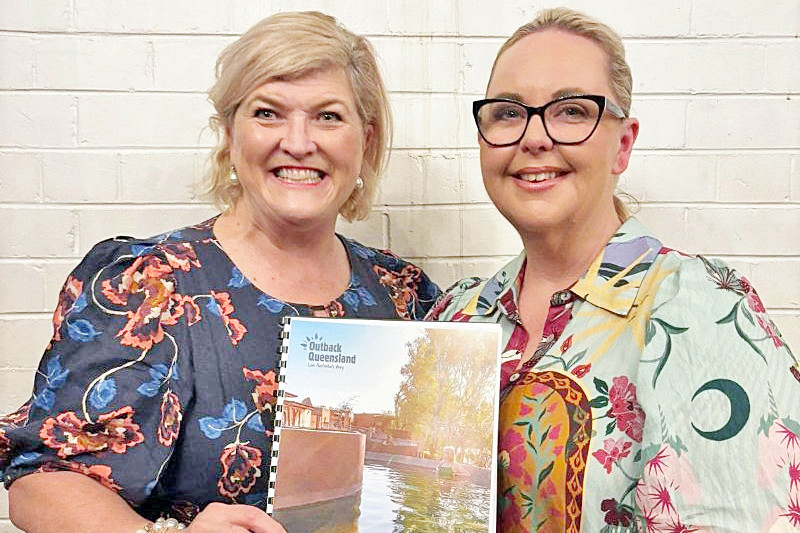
(428, 7, 799, 532)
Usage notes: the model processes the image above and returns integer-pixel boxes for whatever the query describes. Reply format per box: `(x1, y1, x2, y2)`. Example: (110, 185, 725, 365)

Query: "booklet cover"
(266, 317, 502, 533)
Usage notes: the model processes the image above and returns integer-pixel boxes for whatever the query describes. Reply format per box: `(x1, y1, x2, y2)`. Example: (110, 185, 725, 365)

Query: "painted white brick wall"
(1, 1, 798, 529)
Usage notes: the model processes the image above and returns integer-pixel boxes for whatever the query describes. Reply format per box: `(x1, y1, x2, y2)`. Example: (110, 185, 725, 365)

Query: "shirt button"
(509, 373, 520, 382)
(551, 291, 571, 306)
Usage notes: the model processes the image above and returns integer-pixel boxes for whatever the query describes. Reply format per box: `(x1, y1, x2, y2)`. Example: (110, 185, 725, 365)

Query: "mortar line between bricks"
(1, 147, 797, 155)
(1, 89, 799, 98)
(0, 30, 797, 41)
(0, 201, 798, 210)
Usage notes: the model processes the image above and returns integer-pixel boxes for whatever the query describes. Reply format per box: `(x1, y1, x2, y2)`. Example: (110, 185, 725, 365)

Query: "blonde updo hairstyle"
(490, 7, 635, 220)
(205, 11, 391, 222)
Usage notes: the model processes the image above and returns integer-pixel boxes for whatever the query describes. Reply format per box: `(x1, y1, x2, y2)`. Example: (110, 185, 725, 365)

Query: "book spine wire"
(266, 315, 292, 515)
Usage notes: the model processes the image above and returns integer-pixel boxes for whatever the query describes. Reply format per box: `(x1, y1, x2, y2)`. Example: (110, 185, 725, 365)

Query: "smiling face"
(480, 29, 638, 238)
(227, 67, 370, 231)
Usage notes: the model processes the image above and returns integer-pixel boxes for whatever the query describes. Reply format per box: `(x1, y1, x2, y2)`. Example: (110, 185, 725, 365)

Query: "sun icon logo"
(300, 333, 323, 350)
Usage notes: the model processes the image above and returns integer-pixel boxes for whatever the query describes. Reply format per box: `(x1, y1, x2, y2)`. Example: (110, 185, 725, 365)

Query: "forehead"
(488, 29, 612, 101)
(241, 67, 357, 105)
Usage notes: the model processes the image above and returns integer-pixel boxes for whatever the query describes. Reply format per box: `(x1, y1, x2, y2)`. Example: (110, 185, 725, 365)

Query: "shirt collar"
(460, 218, 663, 318)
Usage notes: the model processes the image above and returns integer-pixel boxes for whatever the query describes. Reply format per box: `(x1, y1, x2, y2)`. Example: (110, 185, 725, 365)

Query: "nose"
(279, 115, 316, 157)
(519, 114, 554, 153)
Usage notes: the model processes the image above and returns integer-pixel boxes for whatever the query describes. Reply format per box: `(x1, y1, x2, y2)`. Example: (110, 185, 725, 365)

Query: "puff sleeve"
(0, 238, 194, 508)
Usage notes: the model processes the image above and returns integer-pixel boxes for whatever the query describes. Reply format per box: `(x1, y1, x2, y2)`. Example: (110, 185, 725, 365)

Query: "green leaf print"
(589, 396, 609, 409)
(594, 377, 609, 395)
(537, 460, 554, 487)
(782, 417, 800, 437)
(650, 317, 689, 388)
(645, 320, 656, 344)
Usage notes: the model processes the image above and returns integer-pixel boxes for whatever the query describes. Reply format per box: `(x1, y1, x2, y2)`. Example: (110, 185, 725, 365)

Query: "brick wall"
(1, 0, 798, 529)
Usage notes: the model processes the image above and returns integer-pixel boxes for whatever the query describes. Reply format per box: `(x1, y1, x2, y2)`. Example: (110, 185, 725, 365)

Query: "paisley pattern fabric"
(0, 216, 441, 522)
(428, 218, 800, 532)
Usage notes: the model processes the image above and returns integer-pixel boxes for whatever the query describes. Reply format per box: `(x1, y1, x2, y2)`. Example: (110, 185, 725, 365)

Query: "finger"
(189, 503, 286, 533)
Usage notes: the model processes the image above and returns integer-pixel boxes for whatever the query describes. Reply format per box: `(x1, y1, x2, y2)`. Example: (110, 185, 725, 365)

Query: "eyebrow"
(245, 94, 348, 110)
(488, 87, 590, 104)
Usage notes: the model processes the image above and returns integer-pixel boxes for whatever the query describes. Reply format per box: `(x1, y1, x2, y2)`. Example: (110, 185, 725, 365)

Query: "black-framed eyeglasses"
(472, 94, 626, 147)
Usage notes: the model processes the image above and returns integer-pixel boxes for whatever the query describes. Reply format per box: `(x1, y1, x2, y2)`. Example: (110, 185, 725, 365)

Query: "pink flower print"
(757, 315, 784, 348)
(572, 363, 591, 378)
(663, 519, 698, 533)
(559, 335, 573, 354)
(760, 419, 800, 507)
(639, 505, 662, 533)
(592, 437, 631, 474)
(607, 376, 645, 442)
(648, 480, 676, 515)
(789, 461, 800, 493)
(746, 290, 766, 313)
(498, 490, 523, 531)
(601, 498, 632, 527)
(529, 382, 550, 395)
(782, 494, 800, 528)
(641, 444, 702, 507)
(645, 445, 670, 477)
(518, 403, 533, 417)
(499, 428, 532, 484)
(739, 277, 766, 312)
(777, 422, 800, 451)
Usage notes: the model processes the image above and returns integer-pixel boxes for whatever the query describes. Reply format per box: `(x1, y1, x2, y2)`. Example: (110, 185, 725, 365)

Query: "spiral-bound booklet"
(266, 316, 502, 532)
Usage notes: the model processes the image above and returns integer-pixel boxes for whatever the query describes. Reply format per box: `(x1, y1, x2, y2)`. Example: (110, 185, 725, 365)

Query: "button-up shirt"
(428, 218, 800, 532)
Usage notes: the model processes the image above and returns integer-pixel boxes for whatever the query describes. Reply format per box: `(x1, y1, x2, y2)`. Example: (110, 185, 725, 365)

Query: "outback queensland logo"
(300, 333, 357, 370)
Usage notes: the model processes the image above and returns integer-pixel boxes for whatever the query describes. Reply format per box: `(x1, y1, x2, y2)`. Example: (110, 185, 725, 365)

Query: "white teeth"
(274, 168, 323, 183)
(518, 171, 559, 182)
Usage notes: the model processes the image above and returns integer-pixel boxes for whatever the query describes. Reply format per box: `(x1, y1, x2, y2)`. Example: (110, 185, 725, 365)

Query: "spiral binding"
(266, 316, 292, 515)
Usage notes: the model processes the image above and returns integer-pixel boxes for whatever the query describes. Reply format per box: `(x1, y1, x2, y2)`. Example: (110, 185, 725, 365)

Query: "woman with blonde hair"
(430, 7, 799, 531)
(2, 11, 439, 533)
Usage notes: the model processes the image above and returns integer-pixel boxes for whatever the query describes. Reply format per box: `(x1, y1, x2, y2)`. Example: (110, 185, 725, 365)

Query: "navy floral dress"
(0, 217, 441, 522)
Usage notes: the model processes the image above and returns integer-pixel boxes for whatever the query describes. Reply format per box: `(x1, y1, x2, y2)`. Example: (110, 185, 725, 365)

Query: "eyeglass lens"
(476, 97, 602, 145)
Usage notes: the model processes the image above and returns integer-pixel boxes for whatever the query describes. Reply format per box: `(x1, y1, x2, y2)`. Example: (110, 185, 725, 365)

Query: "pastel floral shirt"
(0, 217, 441, 523)
(428, 218, 800, 533)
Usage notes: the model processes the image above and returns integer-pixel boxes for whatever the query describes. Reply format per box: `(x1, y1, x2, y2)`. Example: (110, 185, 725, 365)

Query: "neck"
(213, 203, 350, 305)
(519, 213, 622, 292)
(222, 200, 340, 257)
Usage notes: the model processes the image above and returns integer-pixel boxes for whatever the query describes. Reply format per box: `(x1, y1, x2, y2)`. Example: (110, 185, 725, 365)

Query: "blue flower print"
(205, 299, 222, 316)
(228, 267, 251, 288)
(89, 378, 117, 409)
(131, 244, 156, 257)
(198, 417, 227, 440)
(247, 415, 266, 434)
(9, 452, 42, 468)
(67, 319, 102, 343)
(144, 479, 158, 497)
(341, 275, 377, 311)
(257, 295, 286, 314)
(32, 355, 70, 412)
(151, 229, 183, 242)
(348, 240, 377, 260)
(198, 398, 249, 439)
(73, 292, 88, 313)
(136, 364, 173, 398)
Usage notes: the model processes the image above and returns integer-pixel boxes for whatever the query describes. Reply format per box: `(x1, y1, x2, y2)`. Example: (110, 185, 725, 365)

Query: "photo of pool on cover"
(276, 459, 491, 532)
(269, 318, 502, 533)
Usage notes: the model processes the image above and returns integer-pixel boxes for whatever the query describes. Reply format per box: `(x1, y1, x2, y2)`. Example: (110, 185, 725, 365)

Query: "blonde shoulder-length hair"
(203, 11, 391, 222)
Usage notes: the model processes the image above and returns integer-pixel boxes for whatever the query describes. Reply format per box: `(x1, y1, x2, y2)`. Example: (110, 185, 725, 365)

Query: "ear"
(363, 123, 374, 150)
(612, 118, 639, 175)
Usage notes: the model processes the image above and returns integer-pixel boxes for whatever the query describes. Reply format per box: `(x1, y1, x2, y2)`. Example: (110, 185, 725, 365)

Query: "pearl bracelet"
(135, 516, 187, 533)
